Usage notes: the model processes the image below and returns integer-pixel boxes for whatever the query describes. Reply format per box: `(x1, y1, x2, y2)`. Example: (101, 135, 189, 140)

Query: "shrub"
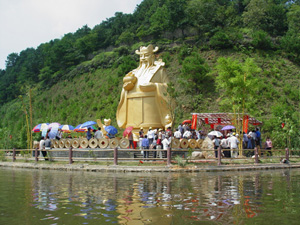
(251, 30, 273, 50)
(177, 45, 193, 64)
(210, 31, 232, 49)
(181, 52, 210, 93)
(116, 56, 137, 76)
(161, 52, 171, 67)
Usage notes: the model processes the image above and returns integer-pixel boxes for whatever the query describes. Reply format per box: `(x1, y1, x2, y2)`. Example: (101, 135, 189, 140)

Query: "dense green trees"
(1, 0, 299, 107)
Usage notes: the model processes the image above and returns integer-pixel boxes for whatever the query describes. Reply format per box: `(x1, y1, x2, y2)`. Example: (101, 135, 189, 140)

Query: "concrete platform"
(0, 161, 299, 173)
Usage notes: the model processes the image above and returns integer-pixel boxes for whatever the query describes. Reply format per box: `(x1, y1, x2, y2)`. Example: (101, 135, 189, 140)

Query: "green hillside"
(0, 0, 299, 149)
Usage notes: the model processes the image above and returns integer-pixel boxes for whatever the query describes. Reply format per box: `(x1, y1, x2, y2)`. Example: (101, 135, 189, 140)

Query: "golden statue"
(96, 118, 111, 135)
(116, 44, 172, 137)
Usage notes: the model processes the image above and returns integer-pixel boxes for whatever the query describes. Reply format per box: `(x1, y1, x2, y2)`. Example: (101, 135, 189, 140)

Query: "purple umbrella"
(49, 122, 61, 129)
(221, 125, 235, 131)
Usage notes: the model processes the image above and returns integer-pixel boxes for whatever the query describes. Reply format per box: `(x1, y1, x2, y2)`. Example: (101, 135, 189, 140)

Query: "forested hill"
(0, 0, 299, 149)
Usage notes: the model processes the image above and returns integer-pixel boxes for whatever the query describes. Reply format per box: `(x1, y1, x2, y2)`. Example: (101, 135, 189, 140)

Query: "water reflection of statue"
(117, 45, 172, 136)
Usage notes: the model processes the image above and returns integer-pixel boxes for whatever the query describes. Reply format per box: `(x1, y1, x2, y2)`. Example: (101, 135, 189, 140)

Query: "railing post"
(285, 148, 289, 161)
(167, 147, 171, 166)
(69, 146, 73, 164)
(218, 146, 221, 166)
(12, 148, 16, 162)
(114, 147, 118, 166)
(35, 147, 39, 162)
(254, 147, 259, 164)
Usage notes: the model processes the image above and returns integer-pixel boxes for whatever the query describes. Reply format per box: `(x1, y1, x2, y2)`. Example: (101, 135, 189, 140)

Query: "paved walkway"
(0, 161, 299, 173)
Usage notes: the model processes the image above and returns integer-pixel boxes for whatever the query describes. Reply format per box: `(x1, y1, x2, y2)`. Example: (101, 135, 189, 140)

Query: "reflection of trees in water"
(28, 170, 297, 224)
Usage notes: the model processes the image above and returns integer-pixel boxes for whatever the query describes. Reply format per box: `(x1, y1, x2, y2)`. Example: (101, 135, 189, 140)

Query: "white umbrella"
(208, 131, 223, 137)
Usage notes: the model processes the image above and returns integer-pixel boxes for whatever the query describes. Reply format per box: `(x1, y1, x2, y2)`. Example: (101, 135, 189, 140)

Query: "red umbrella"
(183, 120, 192, 124)
(123, 126, 133, 137)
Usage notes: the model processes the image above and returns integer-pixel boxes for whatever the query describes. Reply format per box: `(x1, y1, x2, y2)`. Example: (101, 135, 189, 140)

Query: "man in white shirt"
(220, 137, 230, 157)
(183, 129, 192, 139)
(39, 137, 48, 160)
(228, 133, 239, 158)
(94, 128, 103, 139)
(147, 127, 155, 145)
(161, 137, 170, 158)
(174, 129, 182, 139)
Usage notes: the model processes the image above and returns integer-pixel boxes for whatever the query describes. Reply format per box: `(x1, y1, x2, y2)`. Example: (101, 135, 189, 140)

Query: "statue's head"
(135, 45, 159, 67)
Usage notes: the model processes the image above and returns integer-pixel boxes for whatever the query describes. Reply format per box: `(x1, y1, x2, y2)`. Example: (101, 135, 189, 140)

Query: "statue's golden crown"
(135, 44, 159, 55)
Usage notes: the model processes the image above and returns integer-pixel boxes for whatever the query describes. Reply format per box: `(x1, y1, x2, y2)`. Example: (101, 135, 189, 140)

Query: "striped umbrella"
(75, 124, 97, 132)
(32, 123, 49, 133)
(59, 124, 75, 133)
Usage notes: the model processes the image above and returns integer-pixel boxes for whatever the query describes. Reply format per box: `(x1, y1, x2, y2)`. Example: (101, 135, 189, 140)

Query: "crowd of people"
(132, 123, 272, 159)
(35, 121, 272, 160)
(136, 123, 206, 158)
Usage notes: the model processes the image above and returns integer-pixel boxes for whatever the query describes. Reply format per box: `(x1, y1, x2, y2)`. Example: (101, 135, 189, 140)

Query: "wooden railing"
(0, 147, 299, 166)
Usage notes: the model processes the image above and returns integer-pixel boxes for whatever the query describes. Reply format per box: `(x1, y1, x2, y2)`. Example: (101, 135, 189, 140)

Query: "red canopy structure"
(191, 113, 262, 133)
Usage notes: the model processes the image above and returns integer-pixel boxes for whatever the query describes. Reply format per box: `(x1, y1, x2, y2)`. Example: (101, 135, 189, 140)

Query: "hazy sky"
(0, 0, 143, 70)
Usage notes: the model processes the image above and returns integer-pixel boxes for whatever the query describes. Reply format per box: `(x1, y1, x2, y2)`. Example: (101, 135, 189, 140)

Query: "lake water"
(0, 168, 299, 225)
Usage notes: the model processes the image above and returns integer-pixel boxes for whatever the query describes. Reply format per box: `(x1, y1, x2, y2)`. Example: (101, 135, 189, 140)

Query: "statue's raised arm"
(116, 44, 172, 136)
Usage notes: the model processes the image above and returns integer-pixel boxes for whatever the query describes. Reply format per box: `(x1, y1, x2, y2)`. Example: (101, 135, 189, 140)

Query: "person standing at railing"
(139, 127, 144, 150)
(87, 128, 93, 141)
(243, 132, 248, 149)
(228, 133, 239, 158)
(39, 137, 49, 161)
(251, 130, 257, 148)
(147, 127, 155, 145)
(265, 137, 273, 156)
(142, 135, 150, 158)
(221, 136, 230, 157)
(94, 127, 103, 139)
(161, 137, 170, 159)
(128, 131, 134, 149)
(255, 128, 262, 148)
(212, 136, 220, 158)
(174, 129, 181, 139)
(39, 137, 45, 157)
(178, 123, 184, 138)
(44, 136, 51, 161)
(183, 129, 192, 139)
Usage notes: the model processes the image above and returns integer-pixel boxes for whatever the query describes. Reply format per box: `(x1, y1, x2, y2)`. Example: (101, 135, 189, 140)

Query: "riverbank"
(0, 161, 299, 173)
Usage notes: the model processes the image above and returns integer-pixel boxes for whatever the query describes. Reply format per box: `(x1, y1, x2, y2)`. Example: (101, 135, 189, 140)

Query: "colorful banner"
(191, 114, 197, 130)
(243, 115, 249, 133)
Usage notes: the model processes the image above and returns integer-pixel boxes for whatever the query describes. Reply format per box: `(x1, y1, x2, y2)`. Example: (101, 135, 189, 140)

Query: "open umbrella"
(48, 122, 61, 129)
(32, 123, 49, 132)
(59, 125, 75, 133)
(48, 123, 61, 139)
(105, 125, 118, 135)
(183, 120, 192, 124)
(74, 124, 85, 133)
(123, 126, 133, 137)
(81, 121, 97, 128)
(221, 125, 235, 131)
(208, 131, 223, 137)
(74, 124, 96, 132)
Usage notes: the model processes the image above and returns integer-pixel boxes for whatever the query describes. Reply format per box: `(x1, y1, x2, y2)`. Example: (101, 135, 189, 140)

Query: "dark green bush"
(251, 30, 273, 50)
(210, 31, 232, 49)
(116, 56, 137, 76)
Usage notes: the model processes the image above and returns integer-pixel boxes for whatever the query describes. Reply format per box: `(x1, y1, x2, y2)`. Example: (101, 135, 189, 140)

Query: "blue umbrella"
(81, 121, 97, 128)
(105, 125, 118, 135)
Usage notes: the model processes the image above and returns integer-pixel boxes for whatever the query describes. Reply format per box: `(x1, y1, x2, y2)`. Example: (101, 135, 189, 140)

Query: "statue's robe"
(117, 61, 170, 130)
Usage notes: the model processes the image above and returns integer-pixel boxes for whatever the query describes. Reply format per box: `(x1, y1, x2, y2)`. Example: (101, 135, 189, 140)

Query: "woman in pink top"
(265, 137, 272, 156)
